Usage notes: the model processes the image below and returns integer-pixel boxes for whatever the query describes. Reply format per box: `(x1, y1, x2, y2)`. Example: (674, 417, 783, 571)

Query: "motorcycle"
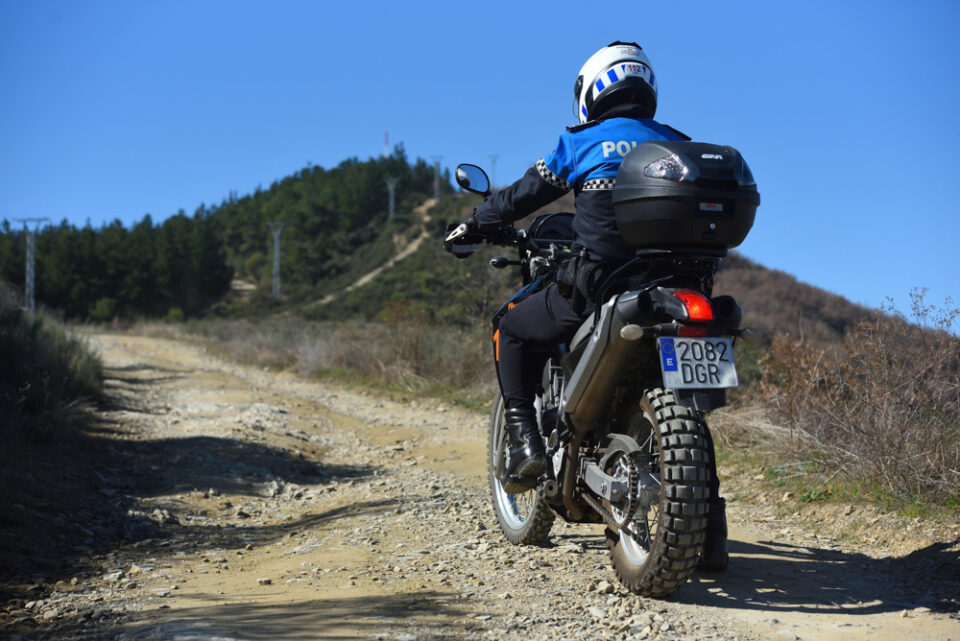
(445, 141, 760, 597)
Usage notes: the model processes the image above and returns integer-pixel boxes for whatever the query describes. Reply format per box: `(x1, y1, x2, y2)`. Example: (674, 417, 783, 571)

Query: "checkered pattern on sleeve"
(535, 158, 572, 192)
(581, 177, 616, 190)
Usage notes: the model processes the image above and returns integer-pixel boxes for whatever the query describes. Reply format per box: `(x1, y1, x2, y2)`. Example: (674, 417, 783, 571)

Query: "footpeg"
(502, 474, 538, 494)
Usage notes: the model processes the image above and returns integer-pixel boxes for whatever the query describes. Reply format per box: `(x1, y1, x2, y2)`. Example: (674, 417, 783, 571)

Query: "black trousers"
(496, 283, 594, 410)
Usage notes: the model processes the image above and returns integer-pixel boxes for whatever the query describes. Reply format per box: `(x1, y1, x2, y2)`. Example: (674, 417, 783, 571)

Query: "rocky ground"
(1, 333, 958, 641)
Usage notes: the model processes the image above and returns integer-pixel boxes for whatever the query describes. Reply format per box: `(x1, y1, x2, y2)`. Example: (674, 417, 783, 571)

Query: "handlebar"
(444, 221, 545, 255)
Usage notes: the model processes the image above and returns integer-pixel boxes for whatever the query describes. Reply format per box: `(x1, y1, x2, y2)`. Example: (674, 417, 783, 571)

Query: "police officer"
(448, 41, 728, 570)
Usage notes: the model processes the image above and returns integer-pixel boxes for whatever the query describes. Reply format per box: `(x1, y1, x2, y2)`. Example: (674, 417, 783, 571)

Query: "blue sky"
(1, 0, 958, 313)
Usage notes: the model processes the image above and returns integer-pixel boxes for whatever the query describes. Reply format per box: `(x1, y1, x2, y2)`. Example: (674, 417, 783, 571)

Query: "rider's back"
(548, 114, 686, 261)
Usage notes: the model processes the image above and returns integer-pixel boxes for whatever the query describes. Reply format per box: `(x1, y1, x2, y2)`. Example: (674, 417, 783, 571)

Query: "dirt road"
(6, 333, 958, 640)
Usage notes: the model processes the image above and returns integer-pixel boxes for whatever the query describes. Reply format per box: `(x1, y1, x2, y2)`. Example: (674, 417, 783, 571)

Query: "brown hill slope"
(521, 191, 872, 346)
(714, 252, 872, 346)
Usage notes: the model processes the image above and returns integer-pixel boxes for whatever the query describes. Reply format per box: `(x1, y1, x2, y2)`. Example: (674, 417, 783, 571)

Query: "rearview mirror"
(455, 164, 491, 196)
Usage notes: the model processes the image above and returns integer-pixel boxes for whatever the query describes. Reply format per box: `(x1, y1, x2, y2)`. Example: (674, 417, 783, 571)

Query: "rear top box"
(612, 141, 760, 249)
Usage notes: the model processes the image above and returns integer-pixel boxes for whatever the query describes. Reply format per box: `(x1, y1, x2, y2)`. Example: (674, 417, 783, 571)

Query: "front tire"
(488, 390, 555, 545)
(606, 387, 711, 597)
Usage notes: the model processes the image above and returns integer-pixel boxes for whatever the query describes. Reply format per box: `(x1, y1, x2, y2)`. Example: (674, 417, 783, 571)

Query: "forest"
(0, 147, 447, 320)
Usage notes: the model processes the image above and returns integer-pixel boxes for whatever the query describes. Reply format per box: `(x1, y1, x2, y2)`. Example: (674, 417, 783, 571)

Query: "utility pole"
(14, 217, 49, 312)
(266, 222, 287, 301)
(488, 154, 499, 190)
(430, 156, 443, 201)
(385, 177, 399, 221)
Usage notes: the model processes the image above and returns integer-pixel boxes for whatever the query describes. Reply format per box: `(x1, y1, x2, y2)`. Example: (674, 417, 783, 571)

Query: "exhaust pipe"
(562, 295, 640, 433)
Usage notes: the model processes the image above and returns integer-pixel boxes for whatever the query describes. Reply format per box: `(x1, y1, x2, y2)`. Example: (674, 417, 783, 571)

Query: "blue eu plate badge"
(660, 337, 678, 372)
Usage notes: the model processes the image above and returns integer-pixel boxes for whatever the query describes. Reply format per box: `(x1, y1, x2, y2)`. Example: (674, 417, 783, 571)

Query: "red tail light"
(672, 290, 714, 322)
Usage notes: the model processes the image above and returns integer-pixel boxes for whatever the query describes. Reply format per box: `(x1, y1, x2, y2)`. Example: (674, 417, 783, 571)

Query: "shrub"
(759, 289, 960, 506)
(89, 296, 117, 322)
(244, 251, 266, 281)
(0, 285, 102, 445)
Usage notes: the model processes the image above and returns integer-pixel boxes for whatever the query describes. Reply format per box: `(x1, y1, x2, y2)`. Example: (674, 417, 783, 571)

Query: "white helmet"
(574, 41, 658, 124)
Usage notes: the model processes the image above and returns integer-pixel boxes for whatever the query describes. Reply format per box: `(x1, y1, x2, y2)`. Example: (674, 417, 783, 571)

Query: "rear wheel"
(488, 390, 555, 545)
(605, 387, 711, 597)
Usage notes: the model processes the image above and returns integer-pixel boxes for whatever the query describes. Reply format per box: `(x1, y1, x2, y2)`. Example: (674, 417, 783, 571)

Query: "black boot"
(500, 407, 546, 493)
(698, 497, 729, 572)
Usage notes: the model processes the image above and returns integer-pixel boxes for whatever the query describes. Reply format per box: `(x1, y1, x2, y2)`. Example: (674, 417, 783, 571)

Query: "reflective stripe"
(535, 158, 572, 192)
(581, 177, 615, 190)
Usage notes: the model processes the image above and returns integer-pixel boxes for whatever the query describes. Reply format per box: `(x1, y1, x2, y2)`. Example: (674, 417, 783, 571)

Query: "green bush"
(244, 251, 266, 281)
(89, 296, 117, 321)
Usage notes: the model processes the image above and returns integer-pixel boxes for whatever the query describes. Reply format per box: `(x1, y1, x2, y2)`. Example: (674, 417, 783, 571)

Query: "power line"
(266, 222, 287, 301)
(14, 217, 50, 312)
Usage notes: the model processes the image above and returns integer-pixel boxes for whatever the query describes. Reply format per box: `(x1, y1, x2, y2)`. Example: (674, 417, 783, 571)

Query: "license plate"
(658, 337, 739, 389)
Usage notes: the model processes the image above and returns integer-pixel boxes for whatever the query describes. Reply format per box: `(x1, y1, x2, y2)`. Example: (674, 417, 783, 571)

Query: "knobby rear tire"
(487, 390, 555, 545)
(606, 387, 711, 597)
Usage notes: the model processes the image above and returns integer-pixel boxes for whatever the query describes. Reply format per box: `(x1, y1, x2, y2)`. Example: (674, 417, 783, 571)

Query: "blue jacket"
(474, 114, 685, 262)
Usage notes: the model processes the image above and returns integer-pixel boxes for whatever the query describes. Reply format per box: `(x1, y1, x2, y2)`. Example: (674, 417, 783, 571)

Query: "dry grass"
(755, 290, 960, 507)
(0, 285, 102, 447)
(169, 308, 496, 406)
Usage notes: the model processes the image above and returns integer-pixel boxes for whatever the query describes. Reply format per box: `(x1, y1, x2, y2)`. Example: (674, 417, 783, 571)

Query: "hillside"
(0, 148, 875, 342)
(0, 147, 450, 320)
(300, 191, 873, 347)
(714, 253, 872, 346)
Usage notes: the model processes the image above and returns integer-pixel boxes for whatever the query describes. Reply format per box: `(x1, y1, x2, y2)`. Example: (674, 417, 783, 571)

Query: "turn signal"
(672, 290, 714, 322)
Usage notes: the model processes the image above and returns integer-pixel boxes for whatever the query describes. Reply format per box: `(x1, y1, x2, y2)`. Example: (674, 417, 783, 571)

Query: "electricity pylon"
(14, 217, 49, 312)
(431, 156, 443, 201)
(266, 222, 287, 300)
(385, 177, 399, 221)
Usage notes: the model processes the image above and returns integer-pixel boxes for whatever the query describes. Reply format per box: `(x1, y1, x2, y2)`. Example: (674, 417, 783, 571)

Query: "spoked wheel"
(488, 391, 555, 545)
(605, 387, 711, 597)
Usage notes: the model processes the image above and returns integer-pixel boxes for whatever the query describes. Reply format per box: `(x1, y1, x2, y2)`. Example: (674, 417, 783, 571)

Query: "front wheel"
(488, 390, 555, 545)
(605, 387, 711, 597)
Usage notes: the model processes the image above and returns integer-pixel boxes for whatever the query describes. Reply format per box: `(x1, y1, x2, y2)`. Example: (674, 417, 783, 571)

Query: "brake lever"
(444, 223, 470, 243)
